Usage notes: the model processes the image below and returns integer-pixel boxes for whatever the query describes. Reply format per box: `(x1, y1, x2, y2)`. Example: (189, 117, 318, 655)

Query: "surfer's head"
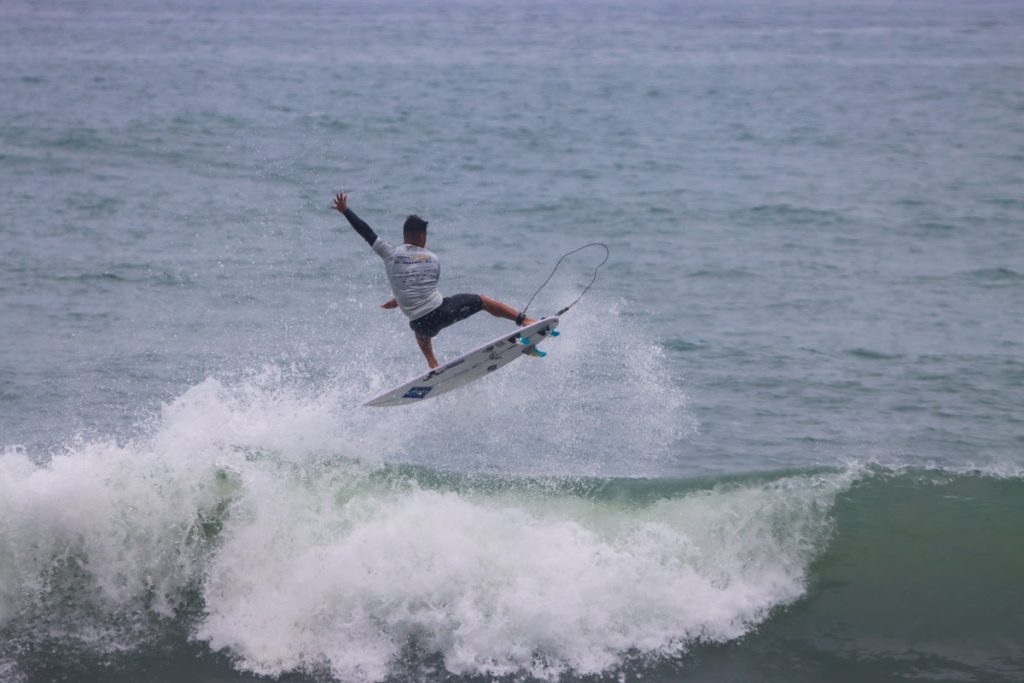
(403, 215, 428, 247)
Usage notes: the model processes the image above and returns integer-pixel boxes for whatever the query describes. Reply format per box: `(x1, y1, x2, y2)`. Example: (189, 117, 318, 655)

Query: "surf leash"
(520, 242, 610, 318)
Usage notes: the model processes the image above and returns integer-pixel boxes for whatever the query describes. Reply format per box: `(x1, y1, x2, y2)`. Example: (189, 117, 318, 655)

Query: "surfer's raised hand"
(332, 193, 348, 213)
(381, 298, 398, 309)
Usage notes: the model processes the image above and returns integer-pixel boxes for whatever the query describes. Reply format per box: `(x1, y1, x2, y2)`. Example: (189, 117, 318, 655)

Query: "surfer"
(333, 193, 535, 368)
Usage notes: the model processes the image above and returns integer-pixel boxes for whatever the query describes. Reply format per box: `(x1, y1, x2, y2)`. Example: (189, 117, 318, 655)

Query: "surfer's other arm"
(332, 193, 377, 246)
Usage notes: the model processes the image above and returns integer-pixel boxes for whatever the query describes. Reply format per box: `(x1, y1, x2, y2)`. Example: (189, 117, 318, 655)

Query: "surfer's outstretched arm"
(333, 193, 377, 246)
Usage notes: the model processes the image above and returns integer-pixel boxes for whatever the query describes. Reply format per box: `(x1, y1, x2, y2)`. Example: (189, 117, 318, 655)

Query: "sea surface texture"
(1, 0, 1023, 681)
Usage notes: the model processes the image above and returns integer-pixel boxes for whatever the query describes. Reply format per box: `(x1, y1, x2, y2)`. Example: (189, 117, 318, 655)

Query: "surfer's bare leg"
(415, 334, 440, 369)
(479, 296, 535, 326)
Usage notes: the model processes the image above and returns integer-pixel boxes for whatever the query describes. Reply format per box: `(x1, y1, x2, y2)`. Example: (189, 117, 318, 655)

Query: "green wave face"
(3, 441, 1022, 681)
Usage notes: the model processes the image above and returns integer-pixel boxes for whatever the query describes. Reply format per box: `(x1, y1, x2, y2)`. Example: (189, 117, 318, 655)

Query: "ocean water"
(1, 0, 1023, 681)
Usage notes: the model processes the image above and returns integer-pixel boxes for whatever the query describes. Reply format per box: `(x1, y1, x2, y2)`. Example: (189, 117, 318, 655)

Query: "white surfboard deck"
(364, 317, 559, 407)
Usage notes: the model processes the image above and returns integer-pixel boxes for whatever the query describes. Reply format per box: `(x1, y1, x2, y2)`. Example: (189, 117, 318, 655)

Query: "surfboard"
(364, 317, 560, 407)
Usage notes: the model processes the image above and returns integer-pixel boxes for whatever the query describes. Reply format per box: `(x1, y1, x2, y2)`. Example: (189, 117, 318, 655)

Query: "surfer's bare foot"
(514, 310, 536, 326)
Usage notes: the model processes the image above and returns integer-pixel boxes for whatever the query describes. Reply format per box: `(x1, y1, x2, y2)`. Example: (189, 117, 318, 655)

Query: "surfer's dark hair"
(404, 215, 428, 235)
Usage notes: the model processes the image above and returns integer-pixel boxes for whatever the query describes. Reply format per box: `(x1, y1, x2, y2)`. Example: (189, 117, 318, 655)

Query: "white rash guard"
(372, 238, 444, 321)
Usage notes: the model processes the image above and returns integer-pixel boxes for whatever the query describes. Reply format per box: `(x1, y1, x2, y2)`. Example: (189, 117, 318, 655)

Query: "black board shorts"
(409, 294, 484, 338)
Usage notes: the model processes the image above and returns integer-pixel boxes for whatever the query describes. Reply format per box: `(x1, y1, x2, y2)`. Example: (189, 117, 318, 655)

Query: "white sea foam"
(364, 299, 699, 476)
(195, 469, 849, 681)
(0, 380, 851, 681)
(0, 337, 836, 681)
(0, 370, 381, 632)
